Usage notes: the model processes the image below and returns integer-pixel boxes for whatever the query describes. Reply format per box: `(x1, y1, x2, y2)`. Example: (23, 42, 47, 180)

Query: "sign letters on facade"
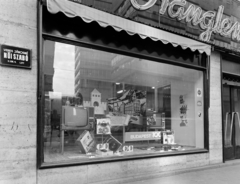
(130, 0, 240, 43)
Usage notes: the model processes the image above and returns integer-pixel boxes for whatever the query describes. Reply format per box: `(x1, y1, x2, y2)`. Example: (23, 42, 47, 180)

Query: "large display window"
(42, 40, 205, 164)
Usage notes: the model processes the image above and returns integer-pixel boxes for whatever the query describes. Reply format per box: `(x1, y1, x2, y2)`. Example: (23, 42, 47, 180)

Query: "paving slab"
(126, 160, 240, 184)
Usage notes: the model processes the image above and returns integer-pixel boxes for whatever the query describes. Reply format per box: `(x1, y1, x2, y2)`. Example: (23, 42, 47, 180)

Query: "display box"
(96, 118, 111, 135)
(103, 135, 122, 152)
(162, 131, 175, 144)
(76, 130, 95, 154)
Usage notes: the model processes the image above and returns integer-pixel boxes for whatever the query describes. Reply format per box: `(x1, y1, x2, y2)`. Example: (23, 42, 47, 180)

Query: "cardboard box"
(77, 130, 95, 153)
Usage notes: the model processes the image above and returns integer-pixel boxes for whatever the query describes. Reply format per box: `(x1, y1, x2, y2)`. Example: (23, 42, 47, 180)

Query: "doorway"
(223, 84, 240, 161)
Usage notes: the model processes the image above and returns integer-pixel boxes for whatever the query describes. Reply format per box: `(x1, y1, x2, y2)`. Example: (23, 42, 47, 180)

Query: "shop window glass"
(43, 40, 205, 163)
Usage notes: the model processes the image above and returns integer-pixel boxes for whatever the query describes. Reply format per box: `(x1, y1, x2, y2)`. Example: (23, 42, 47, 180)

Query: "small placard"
(96, 143, 109, 150)
(0, 45, 31, 69)
(76, 130, 95, 154)
(122, 145, 134, 152)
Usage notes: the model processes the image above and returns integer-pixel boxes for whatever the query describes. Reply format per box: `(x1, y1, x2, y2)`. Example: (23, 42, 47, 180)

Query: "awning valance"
(46, 0, 211, 55)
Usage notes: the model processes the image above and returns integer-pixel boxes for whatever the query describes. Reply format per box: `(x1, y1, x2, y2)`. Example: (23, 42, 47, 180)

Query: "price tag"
(122, 145, 134, 152)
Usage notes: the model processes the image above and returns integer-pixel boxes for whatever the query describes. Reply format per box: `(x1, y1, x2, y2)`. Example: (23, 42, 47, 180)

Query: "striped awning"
(46, 0, 211, 55)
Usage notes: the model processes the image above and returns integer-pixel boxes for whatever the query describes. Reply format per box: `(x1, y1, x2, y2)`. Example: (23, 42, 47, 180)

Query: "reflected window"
(42, 40, 205, 163)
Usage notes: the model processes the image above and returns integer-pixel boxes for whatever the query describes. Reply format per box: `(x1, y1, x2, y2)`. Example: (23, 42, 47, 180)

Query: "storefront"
(38, 0, 212, 167)
(0, 0, 228, 184)
(32, 0, 224, 182)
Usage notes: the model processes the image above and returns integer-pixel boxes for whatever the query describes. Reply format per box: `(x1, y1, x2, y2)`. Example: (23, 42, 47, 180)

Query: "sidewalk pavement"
(126, 160, 240, 184)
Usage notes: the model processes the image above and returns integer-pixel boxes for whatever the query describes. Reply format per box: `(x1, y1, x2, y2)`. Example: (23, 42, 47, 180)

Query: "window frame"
(37, 1, 210, 169)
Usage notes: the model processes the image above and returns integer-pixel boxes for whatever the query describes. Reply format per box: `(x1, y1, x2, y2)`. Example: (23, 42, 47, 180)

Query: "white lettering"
(168, 0, 186, 19)
(130, 0, 240, 43)
(130, 0, 157, 10)
(152, 132, 161, 138)
(130, 134, 152, 139)
(159, 0, 169, 15)
(178, 4, 203, 25)
(213, 5, 224, 33)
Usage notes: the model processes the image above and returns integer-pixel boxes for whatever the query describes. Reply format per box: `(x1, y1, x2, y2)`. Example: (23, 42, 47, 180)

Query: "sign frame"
(0, 44, 32, 69)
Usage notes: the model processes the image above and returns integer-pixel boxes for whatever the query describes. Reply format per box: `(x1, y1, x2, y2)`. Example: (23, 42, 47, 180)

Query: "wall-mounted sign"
(0, 45, 31, 69)
(130, 0, 240, 43)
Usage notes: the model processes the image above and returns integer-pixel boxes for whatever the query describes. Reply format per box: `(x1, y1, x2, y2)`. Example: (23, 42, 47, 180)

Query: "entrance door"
(223, 85, 240, 161)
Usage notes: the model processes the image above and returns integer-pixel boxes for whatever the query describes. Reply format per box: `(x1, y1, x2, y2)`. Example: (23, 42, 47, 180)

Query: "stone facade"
(209, 52, 223, 164)
(0, 1, 223, 184)
(0, 1, 37, 184)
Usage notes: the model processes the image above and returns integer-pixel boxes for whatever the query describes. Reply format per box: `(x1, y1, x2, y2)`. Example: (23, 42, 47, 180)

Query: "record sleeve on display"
(162, 131, 175, 144)
(103, 135, 122, 152)
(96, 118, 111, 135)
(76, 130, 95, 154)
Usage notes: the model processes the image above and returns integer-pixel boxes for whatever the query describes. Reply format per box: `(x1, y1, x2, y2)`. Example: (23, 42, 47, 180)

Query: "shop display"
(179, 95, 188, 126)
(147, 113, 165, 129)
(62, 106, 89, 127)
(162, 131, 175, 145)
(96, 118, 111, 135)
(83, 89, 107, 115)
(129, 116, 143, 125)
(57, 88, 179, 157)
(96, 143, 109, 151)
(103, 135, 122, 152)
(122, 145, 134, 152)
(108, 113, 131, 126)
(77, 130, 95, 154)
(43, 41, 205, 163)
(107, 89, 146, 117)
(125, 131, 161, 142)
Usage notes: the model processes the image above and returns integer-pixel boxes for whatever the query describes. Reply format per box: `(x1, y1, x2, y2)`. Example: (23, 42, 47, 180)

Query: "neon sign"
(130, 0, 240, 43)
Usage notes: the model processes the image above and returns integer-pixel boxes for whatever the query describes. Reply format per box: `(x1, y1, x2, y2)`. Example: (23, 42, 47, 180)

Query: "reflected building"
(44, 40, 55, 92)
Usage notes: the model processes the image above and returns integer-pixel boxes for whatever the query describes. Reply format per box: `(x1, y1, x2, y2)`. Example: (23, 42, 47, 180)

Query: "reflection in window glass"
(43, 40, 204, 163)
